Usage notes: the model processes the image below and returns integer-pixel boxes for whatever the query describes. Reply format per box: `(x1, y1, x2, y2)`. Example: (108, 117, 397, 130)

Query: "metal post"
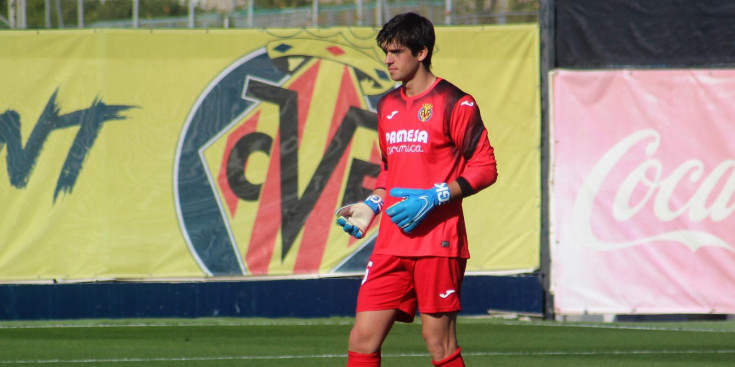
(356, 0, 363, 26)
(539, 0, 555, 321)
(498, 0, 508, 24)
(16, 0, 28, 29)
(381, 0, 389, 25)
(20, 0, 27, 29)
(224, 0, 235, 29)
(8, 0, 15, 29)
(132, 0, 139, 28)
(55, 0, 64, 28)
(312, 0, 318, 28)
(45, 0, 51, 28)
(188, 0, 196, 28)
(247, 0, 253, 27)
(77, 0, 84, 28)
(444, 0, 452, 25)
(375, 0, 382, 26)
(6, 0, 12, 28)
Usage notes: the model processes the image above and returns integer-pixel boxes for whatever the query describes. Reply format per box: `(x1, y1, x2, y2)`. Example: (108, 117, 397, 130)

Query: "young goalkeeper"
(335, 12, 498, 367)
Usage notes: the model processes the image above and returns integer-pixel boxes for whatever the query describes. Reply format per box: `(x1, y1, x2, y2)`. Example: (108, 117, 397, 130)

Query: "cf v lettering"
(244, 79, 378, 260)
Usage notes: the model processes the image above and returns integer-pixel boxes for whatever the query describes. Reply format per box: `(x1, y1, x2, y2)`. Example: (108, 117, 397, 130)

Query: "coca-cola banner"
(550, 69, 735, 315)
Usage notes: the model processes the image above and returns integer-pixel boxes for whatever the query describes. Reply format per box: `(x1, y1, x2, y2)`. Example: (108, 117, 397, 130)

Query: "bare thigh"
(348, 309, 399, 354)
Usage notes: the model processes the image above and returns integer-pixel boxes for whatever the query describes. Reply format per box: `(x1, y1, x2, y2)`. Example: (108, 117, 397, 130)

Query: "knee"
(348, 325, 381, 354)
(422, 330, 457, 360)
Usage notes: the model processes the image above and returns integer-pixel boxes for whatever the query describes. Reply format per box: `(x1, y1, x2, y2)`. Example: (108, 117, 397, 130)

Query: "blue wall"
(0, 275, 542, 320)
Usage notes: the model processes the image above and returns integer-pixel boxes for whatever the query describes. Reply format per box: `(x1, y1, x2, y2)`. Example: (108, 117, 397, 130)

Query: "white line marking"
(492, 320, 735, 333)
(3, 319, 734, 333)
(2, 350, 735, 364)
(0, 355, 345, 365)
(462, 350, 735, 356)
(0, 320, 354, 329)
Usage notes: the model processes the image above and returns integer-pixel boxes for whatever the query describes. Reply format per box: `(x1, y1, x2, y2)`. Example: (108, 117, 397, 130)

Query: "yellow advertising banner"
(0, 26, 539, 281)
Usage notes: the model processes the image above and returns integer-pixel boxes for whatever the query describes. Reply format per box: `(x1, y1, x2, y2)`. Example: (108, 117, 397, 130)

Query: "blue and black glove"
(335, 195, 384, 239)
(386, 183, 451, 233)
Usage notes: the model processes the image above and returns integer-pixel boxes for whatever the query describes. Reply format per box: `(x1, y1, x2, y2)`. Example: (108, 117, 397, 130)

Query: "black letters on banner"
(0, 89, 133, 203)
(244, 79, 378, 260)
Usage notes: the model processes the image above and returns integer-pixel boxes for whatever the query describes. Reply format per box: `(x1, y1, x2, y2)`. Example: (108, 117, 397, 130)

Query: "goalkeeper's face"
(381, 41, 426, 83)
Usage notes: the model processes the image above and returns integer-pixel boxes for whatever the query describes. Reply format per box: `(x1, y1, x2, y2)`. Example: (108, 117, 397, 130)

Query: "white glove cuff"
(364, 195, 384, 214)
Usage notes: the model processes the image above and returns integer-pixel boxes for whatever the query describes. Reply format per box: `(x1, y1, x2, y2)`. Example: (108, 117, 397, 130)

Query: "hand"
(335, 195, 383, 239)
(386, 183, 451, 233)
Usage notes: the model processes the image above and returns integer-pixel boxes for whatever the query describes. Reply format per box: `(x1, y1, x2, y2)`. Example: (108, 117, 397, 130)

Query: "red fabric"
(432, 347, 465, 367)
(374, 78, 497, 259)
(356, 254, 466, 319)
(347, 350, 381, 367)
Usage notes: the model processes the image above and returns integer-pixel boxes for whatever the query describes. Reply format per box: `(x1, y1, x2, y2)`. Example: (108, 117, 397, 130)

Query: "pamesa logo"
(174, 31, 396, 276)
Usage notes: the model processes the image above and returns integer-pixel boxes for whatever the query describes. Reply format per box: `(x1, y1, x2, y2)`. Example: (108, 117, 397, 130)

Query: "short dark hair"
(376, 12, 435, 69)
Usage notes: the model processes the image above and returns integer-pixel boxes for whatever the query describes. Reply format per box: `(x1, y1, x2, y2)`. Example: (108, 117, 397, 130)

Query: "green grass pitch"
(1, 317, 734, 366)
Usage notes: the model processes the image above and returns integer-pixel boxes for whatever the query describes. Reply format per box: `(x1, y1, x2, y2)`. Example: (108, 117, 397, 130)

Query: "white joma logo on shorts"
(439, 289, 456, 298)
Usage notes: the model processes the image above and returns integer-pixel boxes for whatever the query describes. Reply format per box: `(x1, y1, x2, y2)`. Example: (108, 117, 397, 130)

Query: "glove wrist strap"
(434, 183, 451, 205)
(364, 195, 384, 214)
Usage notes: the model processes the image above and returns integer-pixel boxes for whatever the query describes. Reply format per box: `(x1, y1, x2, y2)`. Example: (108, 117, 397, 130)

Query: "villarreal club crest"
(418, 103, 433, 122)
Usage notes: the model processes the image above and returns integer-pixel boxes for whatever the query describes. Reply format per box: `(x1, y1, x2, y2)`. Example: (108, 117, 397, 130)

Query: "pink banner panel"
(550, 69, 735, 315)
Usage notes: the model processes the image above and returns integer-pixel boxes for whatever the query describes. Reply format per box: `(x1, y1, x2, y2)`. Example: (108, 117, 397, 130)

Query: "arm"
(449, 95, 498, 197)
(386, 95, 497, 233)
(445, 181, 464, 201)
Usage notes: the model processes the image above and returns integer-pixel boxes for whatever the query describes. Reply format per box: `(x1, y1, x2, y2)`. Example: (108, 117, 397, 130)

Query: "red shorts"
(355, 254, 467, 322)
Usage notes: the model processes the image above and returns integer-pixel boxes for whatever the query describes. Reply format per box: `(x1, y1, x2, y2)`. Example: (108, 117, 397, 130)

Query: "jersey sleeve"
(449, 95, 498, 195)
(374, 100, 389, 190)
(375, 152, 389, 189)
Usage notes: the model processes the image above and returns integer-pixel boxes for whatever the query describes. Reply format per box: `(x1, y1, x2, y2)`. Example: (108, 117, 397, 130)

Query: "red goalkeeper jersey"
(373, 78, 498, 258)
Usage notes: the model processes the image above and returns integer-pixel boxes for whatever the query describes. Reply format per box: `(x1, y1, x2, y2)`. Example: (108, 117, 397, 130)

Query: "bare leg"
(348, 309, 398, 354)
(420, 312, 459, 361)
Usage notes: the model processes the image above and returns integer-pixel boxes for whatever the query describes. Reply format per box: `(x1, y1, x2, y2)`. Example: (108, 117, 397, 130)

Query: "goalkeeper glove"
(335, 195, 384, 239)
(385, 183, 451, 233)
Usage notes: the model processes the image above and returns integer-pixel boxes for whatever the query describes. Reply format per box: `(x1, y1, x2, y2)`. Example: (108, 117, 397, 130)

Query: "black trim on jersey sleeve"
(456, 176, 475, 197)
(437, 80, 465, 138)
(463, 117, 486, 161)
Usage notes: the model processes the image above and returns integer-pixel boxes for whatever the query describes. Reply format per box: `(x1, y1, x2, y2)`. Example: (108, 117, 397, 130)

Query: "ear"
(416, 46, 429, 62)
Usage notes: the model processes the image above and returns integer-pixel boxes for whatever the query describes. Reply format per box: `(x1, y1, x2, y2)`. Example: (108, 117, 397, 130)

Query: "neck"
(403, 68, 436, 97)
